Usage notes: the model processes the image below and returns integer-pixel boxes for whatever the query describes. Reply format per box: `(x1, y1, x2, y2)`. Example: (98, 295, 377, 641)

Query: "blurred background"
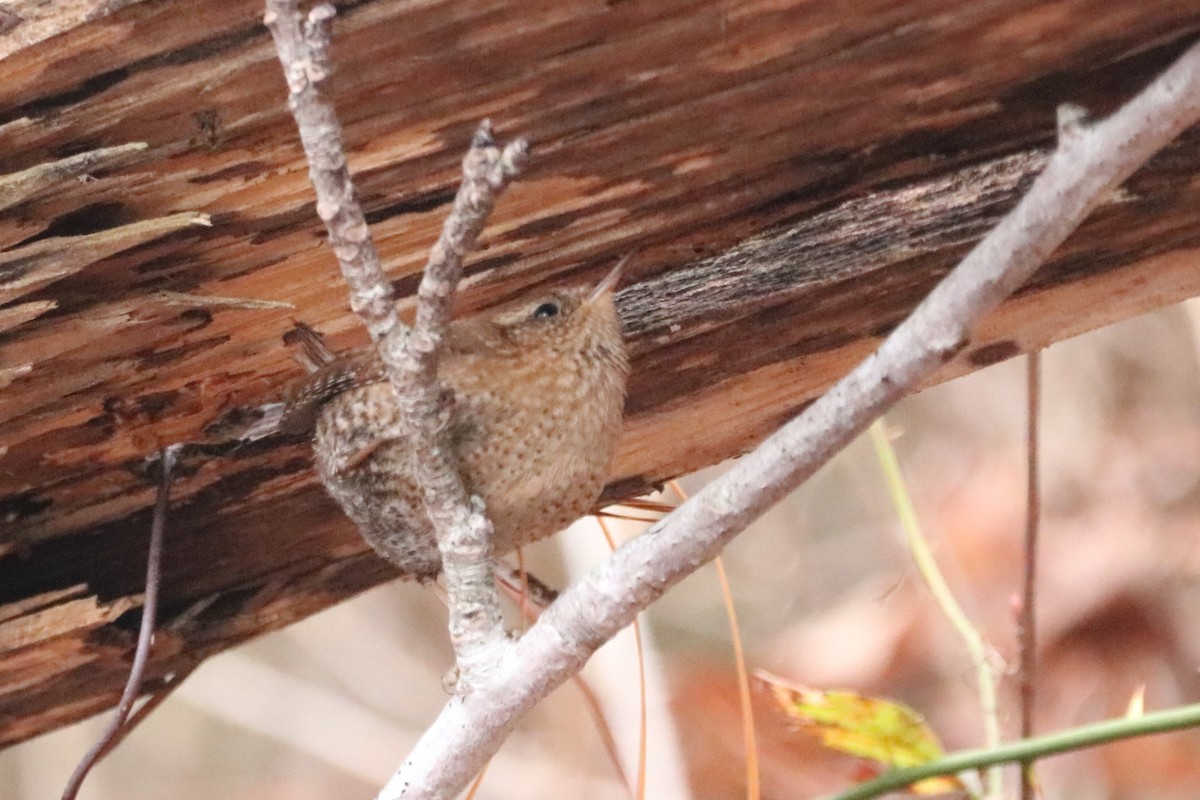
(3, 299, 1200, 799)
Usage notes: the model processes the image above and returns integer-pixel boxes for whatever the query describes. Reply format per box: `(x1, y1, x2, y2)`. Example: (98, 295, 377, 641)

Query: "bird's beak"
(586, 252, 633, 304)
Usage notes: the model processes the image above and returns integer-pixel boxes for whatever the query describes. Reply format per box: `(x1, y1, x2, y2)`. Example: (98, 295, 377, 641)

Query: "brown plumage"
(277, 266, 629, 579)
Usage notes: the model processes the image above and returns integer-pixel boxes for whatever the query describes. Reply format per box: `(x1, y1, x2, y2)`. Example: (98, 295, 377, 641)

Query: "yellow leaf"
(758, 672, 963, 795)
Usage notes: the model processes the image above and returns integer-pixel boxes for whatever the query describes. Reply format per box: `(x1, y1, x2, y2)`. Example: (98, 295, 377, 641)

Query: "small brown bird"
(274, 261, 629, 579)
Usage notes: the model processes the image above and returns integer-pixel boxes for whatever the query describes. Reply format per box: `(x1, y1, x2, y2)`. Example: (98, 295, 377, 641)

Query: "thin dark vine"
(61, 445, 180, 800)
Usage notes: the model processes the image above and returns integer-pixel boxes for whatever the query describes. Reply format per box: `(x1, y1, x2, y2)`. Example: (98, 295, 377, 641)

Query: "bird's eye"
(532, 302, 560, 320)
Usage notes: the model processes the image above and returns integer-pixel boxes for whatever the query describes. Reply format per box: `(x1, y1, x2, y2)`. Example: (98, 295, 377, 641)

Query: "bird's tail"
(240, 402, 287, 442)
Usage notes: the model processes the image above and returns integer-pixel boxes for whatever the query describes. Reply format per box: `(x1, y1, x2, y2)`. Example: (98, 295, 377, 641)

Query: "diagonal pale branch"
(264, 0, 521, 683)
(379, 36, 1200, 800)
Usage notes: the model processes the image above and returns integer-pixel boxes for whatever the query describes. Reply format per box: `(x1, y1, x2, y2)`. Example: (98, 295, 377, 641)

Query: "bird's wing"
(277, 350, 386, 435)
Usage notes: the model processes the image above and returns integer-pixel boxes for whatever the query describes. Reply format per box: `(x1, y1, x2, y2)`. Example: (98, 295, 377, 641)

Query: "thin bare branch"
(1018, 350, 1042, 800)
(263, 1, 396, 340)
(62, 445, 179, 800)
(386, 123, 526, 686)
(494, 561, 560, 611)
(871, 418, 1002, 797)
(95, 663, 198, 762)
(379, 37, 1200, 800)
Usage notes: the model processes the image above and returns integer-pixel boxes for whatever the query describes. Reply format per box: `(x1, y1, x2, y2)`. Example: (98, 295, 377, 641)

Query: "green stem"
(824, 703, 1200, 800)
(869, 420, 1001, 799)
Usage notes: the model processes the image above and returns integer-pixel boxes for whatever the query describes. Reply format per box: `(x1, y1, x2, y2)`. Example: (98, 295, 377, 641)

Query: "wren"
(276, 262, 629, 580)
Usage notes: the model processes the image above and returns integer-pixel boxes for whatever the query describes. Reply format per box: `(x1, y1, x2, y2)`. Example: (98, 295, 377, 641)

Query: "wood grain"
(2, 0, 1199, 745)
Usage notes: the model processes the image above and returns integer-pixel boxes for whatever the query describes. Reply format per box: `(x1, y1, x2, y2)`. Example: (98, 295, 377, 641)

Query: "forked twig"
(264, 0, 524, 685)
